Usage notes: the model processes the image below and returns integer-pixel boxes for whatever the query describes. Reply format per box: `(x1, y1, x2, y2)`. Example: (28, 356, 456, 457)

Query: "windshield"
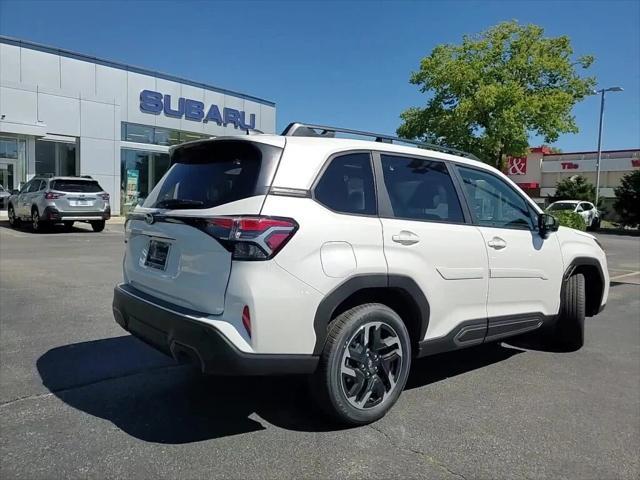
(547, 202, 577, 212)
(50, 179, 103, 193)
(143, 140, 282, 210)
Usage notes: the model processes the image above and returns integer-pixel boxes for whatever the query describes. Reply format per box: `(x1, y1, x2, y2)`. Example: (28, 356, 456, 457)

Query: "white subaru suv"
(112, 123, 608, 425)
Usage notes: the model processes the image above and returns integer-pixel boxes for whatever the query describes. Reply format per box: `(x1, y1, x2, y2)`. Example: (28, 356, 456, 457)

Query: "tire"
(90, 220, 105, 232)
(311, 303, 412, 426)
(63, 221, 74, 231)
(31, 208, 47, 233)
(590, 218, 600, 231)
(553, 273, 586, 351)
(8, 204, 20, 228)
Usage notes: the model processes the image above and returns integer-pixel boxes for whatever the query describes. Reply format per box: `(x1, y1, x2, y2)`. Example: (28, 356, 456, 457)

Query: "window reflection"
(121, 122, 208, 146)
(120, 148, 170, 214)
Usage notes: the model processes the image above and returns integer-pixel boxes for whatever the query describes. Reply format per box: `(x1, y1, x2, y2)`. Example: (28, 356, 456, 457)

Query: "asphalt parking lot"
(1, 222, 639, 479)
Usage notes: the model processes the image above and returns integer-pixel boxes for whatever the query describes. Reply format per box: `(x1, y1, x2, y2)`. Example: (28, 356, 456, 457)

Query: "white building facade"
(0, 36, 276, 214)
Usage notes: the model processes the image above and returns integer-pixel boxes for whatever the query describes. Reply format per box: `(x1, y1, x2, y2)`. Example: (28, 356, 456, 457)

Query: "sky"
(0, 0, 638, 153)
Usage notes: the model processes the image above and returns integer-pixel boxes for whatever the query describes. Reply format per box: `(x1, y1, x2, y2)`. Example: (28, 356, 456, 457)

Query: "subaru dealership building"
(0, 36, 276, 215)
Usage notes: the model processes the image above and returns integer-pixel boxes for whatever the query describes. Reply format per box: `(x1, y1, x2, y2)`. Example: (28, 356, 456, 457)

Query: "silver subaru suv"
(7, 175, 111, 232)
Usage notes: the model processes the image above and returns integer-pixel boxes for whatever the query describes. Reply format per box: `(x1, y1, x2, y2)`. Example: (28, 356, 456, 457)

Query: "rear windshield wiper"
(154, 198, 205, 209)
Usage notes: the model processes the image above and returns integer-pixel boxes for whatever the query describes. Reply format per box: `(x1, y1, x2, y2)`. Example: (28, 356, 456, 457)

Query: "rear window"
(50, 179, 103, 193)
(143, 140, 281, 210)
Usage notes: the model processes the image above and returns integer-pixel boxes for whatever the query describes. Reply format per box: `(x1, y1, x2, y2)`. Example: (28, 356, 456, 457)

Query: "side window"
(314, 153, 376, 215)
(19, 181, 32, 194)
(380, 154, 464, 223)
(27, 180, 43, 193)
(581, 203, 593, 211)
(457, 166, 534, 229)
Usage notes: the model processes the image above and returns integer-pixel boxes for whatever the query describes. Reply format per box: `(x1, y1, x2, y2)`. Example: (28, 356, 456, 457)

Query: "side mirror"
(538, 213, 559, 237)
(10, 189, 19, 195)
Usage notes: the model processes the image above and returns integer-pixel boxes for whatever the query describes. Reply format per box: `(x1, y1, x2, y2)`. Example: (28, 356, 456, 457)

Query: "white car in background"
(546, 200, 601, 230)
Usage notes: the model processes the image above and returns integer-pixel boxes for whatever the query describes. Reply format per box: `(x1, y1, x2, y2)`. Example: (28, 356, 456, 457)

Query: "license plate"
(145, 239, 170, 270)
(71, 200, 90, 206)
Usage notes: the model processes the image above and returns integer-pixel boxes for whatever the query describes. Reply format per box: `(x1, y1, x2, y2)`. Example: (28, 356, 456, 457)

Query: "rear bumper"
(43, 206, 111, 221)
(112, 284, 318, 375)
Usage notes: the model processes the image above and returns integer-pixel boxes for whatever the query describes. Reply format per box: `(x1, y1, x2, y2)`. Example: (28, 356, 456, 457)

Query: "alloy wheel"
(8, 206, 15, 226)
(340, 321, 404, 410)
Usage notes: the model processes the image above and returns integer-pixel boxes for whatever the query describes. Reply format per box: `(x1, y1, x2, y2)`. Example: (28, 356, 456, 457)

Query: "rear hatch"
(124, 138, 284, 314)
(50, 178, 107, 211)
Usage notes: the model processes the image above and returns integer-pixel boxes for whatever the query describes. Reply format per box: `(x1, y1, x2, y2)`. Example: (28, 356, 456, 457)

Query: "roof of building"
(0, 35, 275, 107)
(542, 148, 640, 157)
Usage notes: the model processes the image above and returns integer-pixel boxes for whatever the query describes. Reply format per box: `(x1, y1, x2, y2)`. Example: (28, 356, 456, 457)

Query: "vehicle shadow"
(0, 219, 94, 234)
(37, 336, 522, 444)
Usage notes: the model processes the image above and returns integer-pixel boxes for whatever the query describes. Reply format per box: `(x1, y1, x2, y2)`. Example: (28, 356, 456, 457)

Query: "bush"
(551, 211, 586, 231)
(552, 175, 596, 204)
(613, 170, 640, 227)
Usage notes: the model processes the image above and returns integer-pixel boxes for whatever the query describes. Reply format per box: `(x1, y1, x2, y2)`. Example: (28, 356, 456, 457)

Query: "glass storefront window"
(121, 122, 208, 146)
(0, 138, 19, 159)
(35, 140, 78, 176)
(154, 127, 180, 146)
(35, 141, 56, 175)
(59, 143, 77, 176)
(123, 123, 154, 144)
(120, 148, 170, 214)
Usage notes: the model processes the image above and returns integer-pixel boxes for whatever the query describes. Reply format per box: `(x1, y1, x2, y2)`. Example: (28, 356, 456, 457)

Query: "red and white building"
(507, 147, 640, 210)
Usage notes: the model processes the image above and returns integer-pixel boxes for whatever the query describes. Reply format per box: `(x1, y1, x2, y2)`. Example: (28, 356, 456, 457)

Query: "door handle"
(487, 237, 507, 250)
(392, 231, 420, 246)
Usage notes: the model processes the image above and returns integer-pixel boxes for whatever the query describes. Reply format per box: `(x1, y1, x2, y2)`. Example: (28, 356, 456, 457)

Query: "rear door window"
(314, 152, 376, 215)
(144, 140, 281, 209)
(380, 154, 464, 223)
(27, 180, 43, 193)
(51, 179, 103, 193)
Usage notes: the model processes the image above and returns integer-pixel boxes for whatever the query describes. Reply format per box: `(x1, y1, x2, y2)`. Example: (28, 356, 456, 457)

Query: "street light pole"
(594, 86, 623, 207)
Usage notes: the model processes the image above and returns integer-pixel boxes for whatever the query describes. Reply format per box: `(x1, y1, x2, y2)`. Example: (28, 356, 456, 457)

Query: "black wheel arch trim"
(562, 256, 606, 317)
(312, 274, 430, 355)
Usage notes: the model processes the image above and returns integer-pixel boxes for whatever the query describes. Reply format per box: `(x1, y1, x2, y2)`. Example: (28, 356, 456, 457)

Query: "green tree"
(397, 21, 596, 168)
(552, 175, 596, 203)
(613, 170, 640, 227)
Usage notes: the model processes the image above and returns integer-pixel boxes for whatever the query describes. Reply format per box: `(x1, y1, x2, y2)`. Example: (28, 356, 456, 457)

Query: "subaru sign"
(139, 89, 256, 130)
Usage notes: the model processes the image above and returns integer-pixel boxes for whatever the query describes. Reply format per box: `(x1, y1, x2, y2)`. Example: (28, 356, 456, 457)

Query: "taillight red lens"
(203, 216, 298, 260)
(44, 192, 65, 200)
(100, 193, 110, 201)
(242, 305, 251, 337)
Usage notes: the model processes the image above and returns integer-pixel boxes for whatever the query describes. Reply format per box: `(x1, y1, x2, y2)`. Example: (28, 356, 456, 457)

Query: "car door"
(376, 153, 489, 345)
(22, 180, 42, 216)
(16, 180, 33, 216)
(455, 165, 563, 334)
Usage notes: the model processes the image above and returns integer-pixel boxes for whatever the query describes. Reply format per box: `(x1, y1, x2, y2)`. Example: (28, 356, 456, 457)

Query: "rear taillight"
(203, 216, 298, 260)
(99, 193, 110, 201)
(44, 192, 65, 200)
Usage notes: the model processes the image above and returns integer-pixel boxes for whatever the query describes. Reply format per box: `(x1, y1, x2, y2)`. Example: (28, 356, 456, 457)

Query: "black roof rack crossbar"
(281, 122, 479, 160)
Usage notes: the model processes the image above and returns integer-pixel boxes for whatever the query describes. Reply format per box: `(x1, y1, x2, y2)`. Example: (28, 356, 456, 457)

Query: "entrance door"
(0, 159, 17, 191)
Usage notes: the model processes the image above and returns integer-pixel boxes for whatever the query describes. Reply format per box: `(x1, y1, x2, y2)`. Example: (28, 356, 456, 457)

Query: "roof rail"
(281, 122, 479, 160)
